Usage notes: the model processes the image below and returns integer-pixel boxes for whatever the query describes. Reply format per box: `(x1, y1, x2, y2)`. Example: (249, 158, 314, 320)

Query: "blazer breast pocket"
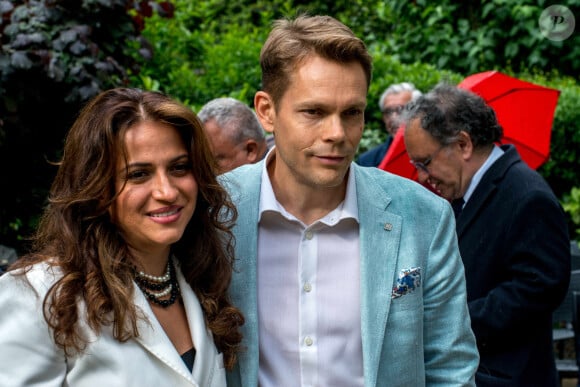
(390, 266, 422, 311)
(390, 291, 422, 312)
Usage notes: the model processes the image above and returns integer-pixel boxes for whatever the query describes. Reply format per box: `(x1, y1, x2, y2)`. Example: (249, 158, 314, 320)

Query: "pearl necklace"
(137, 265, 171, 282)
(134, 260, 180, 308)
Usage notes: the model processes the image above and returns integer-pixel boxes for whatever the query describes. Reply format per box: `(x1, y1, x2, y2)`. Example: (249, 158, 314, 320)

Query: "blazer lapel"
(133, 280, 196, 384)
(353, 165, 402, 387)
(176, 265, 223, 386)
(456, 179, 496, 237)
(457, 145, 518, 237)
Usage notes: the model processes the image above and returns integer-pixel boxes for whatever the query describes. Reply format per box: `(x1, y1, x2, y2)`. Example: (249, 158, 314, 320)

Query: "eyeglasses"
(381, 105, 404, 116)
(410, 145, 445, 174)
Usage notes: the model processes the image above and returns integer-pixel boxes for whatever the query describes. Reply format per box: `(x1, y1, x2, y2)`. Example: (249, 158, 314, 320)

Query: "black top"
(180, 347, 196, 372)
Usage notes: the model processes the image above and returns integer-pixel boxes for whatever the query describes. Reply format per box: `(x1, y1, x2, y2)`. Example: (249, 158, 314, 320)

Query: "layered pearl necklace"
(134, 260, 180, 308)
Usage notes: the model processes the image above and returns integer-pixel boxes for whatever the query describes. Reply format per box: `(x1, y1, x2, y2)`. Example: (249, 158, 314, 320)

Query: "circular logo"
(539, 5, 575, 41)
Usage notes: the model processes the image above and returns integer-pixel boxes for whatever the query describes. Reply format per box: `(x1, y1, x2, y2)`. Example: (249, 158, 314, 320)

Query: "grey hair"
(378, 82, 422, 109)
(403, 82, 503, 149)
(198, 97, 265, 144)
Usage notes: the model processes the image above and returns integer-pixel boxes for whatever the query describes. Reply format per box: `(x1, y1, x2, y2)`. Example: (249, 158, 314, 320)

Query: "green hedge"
(135, 9, 580, 238)
(1, 1, 579, 251)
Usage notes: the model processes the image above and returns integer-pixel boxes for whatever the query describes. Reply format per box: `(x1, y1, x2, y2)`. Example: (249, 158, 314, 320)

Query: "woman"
(0, 88, 243, 386)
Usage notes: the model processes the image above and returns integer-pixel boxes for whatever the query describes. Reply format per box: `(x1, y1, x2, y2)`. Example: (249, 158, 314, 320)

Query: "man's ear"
(244, 140, 260, 163)
(254, 91, 275, 133)
(457, 130, 474, 159)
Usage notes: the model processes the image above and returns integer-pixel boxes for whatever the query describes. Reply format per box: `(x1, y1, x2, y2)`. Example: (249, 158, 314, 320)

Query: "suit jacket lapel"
(457, 145, 519, 237)
(177, 264, 220, 386)
(133, 279, 196, 384)
(353, 165, 402, 387)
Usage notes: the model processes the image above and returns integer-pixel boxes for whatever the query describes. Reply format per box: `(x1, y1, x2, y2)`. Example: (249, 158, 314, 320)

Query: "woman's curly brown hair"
(10, 88, 244, 369)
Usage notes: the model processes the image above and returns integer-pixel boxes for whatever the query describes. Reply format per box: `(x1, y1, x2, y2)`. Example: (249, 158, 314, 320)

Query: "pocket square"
(391, 267, 422, 299)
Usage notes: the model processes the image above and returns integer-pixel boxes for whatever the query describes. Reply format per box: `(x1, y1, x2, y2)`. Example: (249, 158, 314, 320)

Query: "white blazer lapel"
(133, 278, 197, 384)
(177, 265, 226, 386)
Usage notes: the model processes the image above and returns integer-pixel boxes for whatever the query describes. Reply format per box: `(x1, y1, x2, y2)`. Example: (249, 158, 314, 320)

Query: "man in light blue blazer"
(221, 14, 479, 387)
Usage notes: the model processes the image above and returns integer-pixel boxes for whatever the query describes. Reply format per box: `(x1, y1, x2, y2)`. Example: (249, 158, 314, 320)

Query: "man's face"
(404, 117, 466, 201)
(381, 91, 413, 136)
(257, 54, 367, 193)
(203, 119, 251, 173)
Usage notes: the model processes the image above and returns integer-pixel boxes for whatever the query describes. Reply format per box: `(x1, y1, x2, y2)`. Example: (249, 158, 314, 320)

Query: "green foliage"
(373, 0, 579, 78)
(358, 48, 463, 154)
(0, 0, 172, 252)
(536, 74, 580, 198)
(190, 29, 265, 108)
(562, 187, 580, 242)
(134, 1, 267, 109)
(1, 0, 579, 251)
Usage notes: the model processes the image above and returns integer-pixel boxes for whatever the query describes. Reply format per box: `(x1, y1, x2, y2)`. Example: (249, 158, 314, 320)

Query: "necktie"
(451, 197, 465, 220)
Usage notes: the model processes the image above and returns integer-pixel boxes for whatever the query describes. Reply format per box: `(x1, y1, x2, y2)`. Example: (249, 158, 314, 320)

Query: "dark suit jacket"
(457, 144, 571, 387)
(356, 136, 393, 167)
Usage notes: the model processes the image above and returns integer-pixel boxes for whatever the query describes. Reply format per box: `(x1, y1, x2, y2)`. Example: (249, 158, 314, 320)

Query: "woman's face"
(110, 120, 198, 257)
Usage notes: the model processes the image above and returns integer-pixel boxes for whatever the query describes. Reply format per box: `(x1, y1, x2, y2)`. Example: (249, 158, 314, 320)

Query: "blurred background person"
(404, 82, 570, 387)
(198, 97, 269, 173)
(357, 82, 421, 167)
(0, 88, 244, 386)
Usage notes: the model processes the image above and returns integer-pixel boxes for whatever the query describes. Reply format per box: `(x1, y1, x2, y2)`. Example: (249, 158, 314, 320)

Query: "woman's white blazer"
(0, 261, 226, 387)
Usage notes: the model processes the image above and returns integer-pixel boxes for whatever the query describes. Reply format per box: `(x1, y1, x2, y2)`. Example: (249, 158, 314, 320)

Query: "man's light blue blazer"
(220, 162, 479, 387)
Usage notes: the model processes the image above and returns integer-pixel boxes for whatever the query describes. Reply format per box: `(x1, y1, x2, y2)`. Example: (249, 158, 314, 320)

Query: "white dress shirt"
(256, 152, 363, 387)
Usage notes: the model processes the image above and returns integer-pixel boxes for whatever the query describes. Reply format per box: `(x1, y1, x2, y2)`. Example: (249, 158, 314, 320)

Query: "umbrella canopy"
(377, 128, 417, 180)
(458, 70, 560, 170)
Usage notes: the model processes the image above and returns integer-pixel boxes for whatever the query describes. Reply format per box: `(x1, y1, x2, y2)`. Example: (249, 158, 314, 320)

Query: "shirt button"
(303, 283, 312, 292)
(304, 336, 313, 346)
(305, 231, 313, 240)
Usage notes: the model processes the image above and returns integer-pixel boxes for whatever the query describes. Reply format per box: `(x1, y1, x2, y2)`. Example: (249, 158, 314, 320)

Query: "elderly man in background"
(198, 97, 269, 173)
(404, 82, 570, 387)
(357, 82, 421, 167)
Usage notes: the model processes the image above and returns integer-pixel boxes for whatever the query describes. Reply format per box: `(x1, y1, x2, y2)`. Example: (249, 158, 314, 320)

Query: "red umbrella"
(377, 127, 417, 180)
(458, 70, 560, 169)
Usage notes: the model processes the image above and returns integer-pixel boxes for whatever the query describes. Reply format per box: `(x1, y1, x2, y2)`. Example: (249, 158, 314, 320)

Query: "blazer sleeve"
(423, 202, 479, 386)
(0, 268, 67, 386)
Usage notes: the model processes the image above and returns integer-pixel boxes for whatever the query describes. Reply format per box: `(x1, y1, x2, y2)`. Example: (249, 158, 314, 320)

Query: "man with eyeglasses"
(356, 82, 421, 167)
(404, 82, 571, 387)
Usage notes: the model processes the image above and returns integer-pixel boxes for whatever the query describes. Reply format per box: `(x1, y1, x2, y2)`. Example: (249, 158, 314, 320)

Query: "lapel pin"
(384, 223, 393, 231)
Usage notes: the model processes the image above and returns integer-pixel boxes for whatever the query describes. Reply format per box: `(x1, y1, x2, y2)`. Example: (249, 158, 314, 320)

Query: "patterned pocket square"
(391, 267, 422, 299)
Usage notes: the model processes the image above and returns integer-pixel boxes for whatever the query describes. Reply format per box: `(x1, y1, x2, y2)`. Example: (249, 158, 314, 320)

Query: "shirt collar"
(259, 148, 359, 223)
(463, 145, 504, 204)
